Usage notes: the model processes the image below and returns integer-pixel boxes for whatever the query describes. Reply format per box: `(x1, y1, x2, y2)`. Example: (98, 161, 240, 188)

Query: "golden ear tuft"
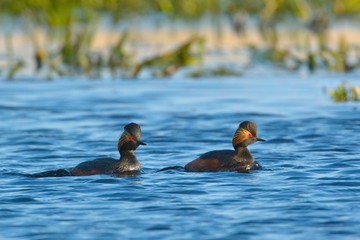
(117, 131, 130, 150)
(232, 128, 250, 147)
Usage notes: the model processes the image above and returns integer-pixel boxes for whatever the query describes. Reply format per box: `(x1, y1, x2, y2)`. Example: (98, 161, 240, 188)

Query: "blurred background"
(1, 2, 360, 239)
(0, 0, 359, 83)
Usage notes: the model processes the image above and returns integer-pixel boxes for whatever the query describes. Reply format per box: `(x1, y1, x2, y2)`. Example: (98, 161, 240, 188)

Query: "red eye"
(129, 136, 134, 141)
(248, 133, 253, 137)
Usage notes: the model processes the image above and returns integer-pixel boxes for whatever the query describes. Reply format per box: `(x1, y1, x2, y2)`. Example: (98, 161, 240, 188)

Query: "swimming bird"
(71, 122, 146, 176)
(184, 121, 265, 173)
(30, 123, 146, 177)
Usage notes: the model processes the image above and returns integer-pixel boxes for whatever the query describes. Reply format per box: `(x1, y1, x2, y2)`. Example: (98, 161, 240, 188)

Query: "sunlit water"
(1, 70, 360, 239)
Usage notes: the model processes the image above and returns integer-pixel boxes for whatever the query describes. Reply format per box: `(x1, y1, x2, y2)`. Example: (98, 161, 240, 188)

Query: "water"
(1, 71, 360, 239)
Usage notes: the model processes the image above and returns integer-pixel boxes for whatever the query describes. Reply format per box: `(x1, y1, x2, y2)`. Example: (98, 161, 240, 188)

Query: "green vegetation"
(0, 0, 359, 79)
(131, 37, 205, 78)
(187, 66, 243, 78)
(330, 82, 360, 102)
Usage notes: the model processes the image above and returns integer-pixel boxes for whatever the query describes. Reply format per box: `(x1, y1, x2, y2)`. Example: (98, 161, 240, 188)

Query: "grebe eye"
(248, 133, 253, 137)
(129, 136, 134, 141)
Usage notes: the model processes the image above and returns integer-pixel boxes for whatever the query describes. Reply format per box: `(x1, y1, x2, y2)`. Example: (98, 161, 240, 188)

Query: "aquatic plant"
(0, 0, 359, 79)
(250, 31, 359, 73)
(330, 82, 360, 102)
(7, 60, 25, 80)
(187, 66, 243, 78)
(131, 37, 205, 78)
(108, 32, 134, 78)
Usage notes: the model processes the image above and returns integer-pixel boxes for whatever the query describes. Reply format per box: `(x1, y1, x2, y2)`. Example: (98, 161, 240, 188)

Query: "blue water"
(1, 71, 360, 239)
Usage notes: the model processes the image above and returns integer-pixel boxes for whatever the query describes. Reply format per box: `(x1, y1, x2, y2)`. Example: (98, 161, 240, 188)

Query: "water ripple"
(1, 78, 360, 239)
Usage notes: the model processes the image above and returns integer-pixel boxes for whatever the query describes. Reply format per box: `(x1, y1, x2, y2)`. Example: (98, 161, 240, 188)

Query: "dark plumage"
(29, 123, 146, 178)
(185, 121, 265, 173)
(70, 122, 146, 176)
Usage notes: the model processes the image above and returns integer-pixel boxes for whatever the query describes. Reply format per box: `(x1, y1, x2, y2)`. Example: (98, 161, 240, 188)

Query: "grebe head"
(118, 123, 146, 152)
(232, 121, 265, 148)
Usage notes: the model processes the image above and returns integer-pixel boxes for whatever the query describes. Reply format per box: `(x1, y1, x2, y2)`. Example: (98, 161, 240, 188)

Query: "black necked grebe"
(71, 122, 146, 176)
(30, 123, 145, 177)
(184, 121, 265, 173)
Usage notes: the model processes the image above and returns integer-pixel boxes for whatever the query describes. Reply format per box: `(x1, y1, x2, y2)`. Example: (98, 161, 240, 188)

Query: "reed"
(0, 0, 359, 79)
(187, 66, 243, 78)
(330, 82, 360, 102)
(131, 37, 205, 78)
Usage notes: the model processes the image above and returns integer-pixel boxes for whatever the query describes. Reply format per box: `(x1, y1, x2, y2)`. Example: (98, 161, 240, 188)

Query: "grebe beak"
(137, 140, 147, 145)
(256, 137, 266, 142)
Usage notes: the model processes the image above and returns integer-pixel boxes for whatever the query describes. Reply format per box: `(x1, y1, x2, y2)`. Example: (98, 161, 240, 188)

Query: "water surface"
(1, 71, 360, 239)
